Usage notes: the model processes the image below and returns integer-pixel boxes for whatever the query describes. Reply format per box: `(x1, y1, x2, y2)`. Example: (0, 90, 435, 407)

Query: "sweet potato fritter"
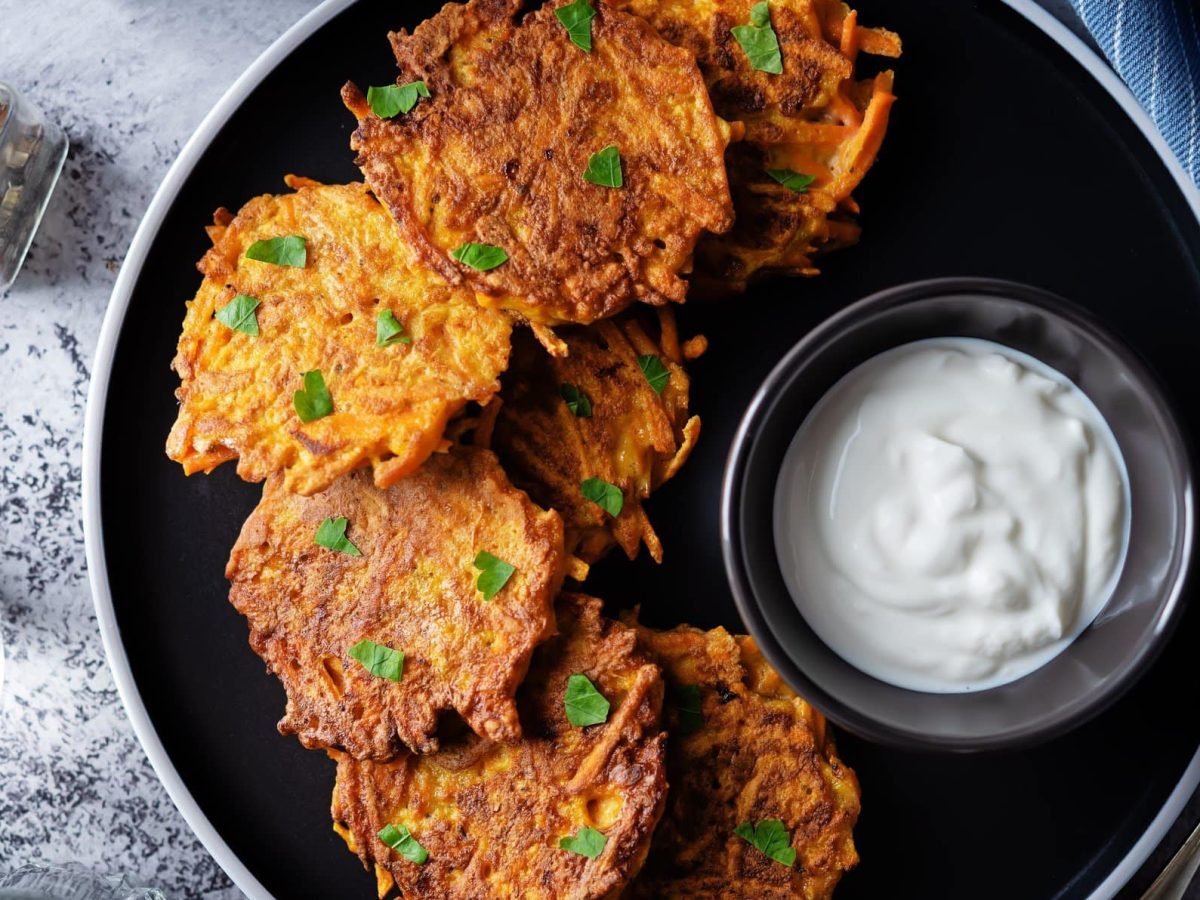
(479, 309, 700, 566)
(625, 619, 861, 899)
(166, 179, 511, 496)
(342, 0, 735, 329)
(226, 446, 563, 758)
(608, 0, 900, 293)
(331, 594, 667, 900)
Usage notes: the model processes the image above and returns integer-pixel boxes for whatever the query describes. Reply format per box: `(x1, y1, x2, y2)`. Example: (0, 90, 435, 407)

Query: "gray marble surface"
(0, 1, 1189, 899)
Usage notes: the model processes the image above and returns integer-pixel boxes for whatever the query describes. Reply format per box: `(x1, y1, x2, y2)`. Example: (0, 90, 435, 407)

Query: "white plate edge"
(81, 2, 358, 898)
(79, 2, 1200, 899)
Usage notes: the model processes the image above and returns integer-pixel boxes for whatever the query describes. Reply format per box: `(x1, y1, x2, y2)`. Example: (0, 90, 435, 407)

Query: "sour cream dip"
(774, 337, 1130, 693)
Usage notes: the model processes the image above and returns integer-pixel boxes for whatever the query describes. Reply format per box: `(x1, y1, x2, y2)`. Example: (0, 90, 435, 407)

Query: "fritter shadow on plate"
(332, 594, 667, 900)
(226, 446, 563, 758)
(624, 617, 861, 899)
(608, 0, 900, 293)
(166, 178, 511, 496)
(477, 308, 701, 567)
(343, 0, 735, 333)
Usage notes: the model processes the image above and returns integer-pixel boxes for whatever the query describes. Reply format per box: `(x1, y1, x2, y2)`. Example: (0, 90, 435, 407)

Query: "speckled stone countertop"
(0, 2, 312, 895)
(0, 2, 1191, 899)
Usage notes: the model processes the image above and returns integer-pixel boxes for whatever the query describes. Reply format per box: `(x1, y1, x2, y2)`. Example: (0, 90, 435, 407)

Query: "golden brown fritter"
(342, 0, 735, 329)
(166, 178, 511, 496)
(226, 446, 563, 758)
(331, 594, 667, 900)
(625, 619, 861, 899)
(607, 0, 900, 293)
(478, 308, 701, 566)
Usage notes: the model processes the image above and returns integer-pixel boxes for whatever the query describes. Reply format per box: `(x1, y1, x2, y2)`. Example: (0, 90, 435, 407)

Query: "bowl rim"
(720, 275, 1196, 752)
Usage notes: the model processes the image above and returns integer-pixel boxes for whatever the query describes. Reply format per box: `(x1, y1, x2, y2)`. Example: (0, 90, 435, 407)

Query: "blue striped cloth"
(1070, 0, 1200, 186)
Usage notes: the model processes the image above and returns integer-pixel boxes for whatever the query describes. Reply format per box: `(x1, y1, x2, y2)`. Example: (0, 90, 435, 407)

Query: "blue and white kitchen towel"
(1070, 0, 1200, 186)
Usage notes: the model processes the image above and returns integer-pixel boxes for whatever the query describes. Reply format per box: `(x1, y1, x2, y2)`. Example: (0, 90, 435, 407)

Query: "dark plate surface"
(95, 0, 1200, 897)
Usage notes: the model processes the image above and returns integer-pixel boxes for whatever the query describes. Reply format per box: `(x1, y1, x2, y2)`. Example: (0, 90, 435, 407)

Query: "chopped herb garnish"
(214, 294, 260, 336)
(293, 369, 333, 422)
(583, 145, 623, 188)
(563, 673, 610, 727)
(555, 0, 597, 52)
(451, 242, 509, 271)
(376, 309, 412, 346)
(349, 639, 403, 681)
(673, 683, 704, 734)
(580, 477, 623, 517)
(731, 2, 783, 75)
(378, 824, 428, 865)
(367, 81, 430, 118)
(560, 383, 593, 417)
(765, 168, 815, 192)
(734, 819, 796, 867)
(636, 354, 669, 394)
(315, 516, 361, 556)
(245, 235, 307, 267)
(559, 826, 607, 859)
(474, 550, 515, 601)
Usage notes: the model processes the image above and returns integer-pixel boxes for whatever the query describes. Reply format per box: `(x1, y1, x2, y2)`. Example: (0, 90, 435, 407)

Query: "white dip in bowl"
(774, 337, 1130, 693)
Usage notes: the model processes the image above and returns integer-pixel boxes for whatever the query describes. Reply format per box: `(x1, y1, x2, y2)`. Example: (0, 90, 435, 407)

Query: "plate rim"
(82, 3, 358, 896)
(79, 2, 1200, 898)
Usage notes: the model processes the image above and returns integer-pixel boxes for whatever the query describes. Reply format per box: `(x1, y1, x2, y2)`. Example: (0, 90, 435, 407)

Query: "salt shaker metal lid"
(0, 82, 68, 291)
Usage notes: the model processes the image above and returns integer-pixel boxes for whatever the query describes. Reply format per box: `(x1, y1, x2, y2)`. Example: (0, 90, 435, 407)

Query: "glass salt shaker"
(0, 82, 68, 290)
(0, 864, 165, 899)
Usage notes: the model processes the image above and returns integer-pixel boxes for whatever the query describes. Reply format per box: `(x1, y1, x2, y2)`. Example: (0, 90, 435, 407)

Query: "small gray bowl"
(721, 277, 1194, 752)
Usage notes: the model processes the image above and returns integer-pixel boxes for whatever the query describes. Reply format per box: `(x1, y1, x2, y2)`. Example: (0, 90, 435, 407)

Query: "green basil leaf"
(731, 2, 782, 74)
(474, 550, 515, 601)
(451, 242, 509, 271)
(366, 81, 431, 118)
(583, 145, 623, 188)
(559, 825, 607, 859)
(214, 294, 260, 336)
(555, 0, 597, 52)
(315, 516, 362, 556)
(560, 383, 593, 417)
(378, 824, 428, 865)
(563, 673, 610, 727)
(245, 235, 307, 267)
(673, 683, 704, 734)
(580, 477, 623, 517)
(349, 639, 404, 681)
(636, 354, 669, 395)
(376, 309, 412, 346)
(293, 369, 333, 422)
(734, 819, 796, 867)
(765, 168, 815, 193)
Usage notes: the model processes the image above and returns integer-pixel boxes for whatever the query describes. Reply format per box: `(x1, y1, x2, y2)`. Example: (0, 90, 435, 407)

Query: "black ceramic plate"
(83, 1, 1200, 897)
